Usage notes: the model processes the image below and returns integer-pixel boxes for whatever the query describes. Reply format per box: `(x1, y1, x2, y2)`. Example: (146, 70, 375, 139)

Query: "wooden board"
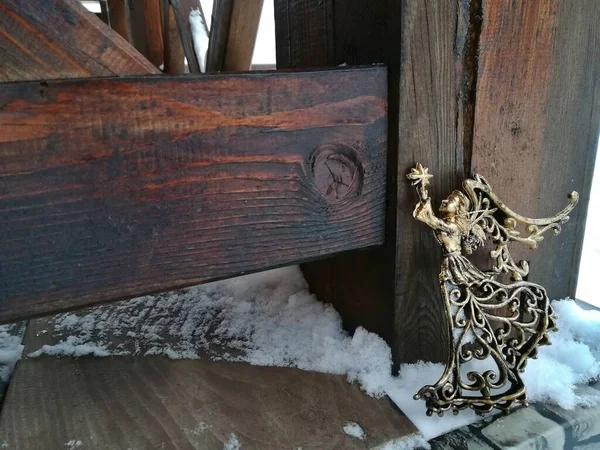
(471, 0, 600, 300)
(0, 318, 418, 449)
(275, 0, 476, 363)
(0, 0, 159, 81)
(0, 67, 388, 323)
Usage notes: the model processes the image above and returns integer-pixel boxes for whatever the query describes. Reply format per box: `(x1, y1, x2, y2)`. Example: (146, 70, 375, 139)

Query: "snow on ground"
(0, 323, 25, 384)
(17, 266, 600, 445)
(343, 422, 366, 440)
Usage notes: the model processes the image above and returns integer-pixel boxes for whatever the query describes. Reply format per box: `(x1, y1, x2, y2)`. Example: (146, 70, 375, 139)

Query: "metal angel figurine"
(407, 163, 579, 416)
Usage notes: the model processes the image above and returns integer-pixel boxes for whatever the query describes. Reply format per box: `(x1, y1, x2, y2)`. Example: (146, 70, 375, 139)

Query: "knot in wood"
(310, 144, 363, 203)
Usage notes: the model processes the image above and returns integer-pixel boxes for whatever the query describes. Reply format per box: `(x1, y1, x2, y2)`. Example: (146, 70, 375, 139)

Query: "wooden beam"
(0, 67, 387, 323)
(471, 0, 600, 300)
(162, 1, 185, 74)
(275, 0, 475, 364)
(0, 0, 159, 81)
(106, 0, 133, 43)
(142, 0, 164, 67)
(206, 0, 264, 72)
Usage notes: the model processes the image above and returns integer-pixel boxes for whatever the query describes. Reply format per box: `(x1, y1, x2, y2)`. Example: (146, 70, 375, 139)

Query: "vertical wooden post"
(275, 0, 476, 364)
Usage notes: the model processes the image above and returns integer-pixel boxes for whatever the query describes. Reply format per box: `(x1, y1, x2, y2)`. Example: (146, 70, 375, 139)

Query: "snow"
(0, 323, 25, 384)
(343, 422, 366, 440)
(64, 440, 82, 449)
(377, 434, 431, 450)
(189, 9, 209, 72)
(223, 433, 240, 450)
(2, 266, 599, 445)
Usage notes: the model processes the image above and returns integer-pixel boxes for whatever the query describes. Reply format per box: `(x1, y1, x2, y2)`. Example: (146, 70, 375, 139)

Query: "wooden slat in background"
(206, 0, 264, 72)
(0, 0, 159, 81)
(0, 67, 388, 323)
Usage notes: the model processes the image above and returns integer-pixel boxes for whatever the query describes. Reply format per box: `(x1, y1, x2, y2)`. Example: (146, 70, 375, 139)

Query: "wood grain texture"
(206, 0, 264, 72)
(275, 0, 400, 345)
(0, 0, 159, 81)
(274, 0, 476, 363)
(107, 0, 133, 42)
(163, 1, 186, 74)
(143, 0, 164, 67)
(471, 0, 600, 299)
(0, 318, 418, 449)
(170, 0, 204, 73)
(395, 0, 479, 363)
(0, 67, 387, 323)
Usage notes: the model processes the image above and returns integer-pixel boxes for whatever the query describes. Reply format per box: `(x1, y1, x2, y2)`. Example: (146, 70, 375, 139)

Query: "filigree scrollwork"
(407, 163, 578, 416)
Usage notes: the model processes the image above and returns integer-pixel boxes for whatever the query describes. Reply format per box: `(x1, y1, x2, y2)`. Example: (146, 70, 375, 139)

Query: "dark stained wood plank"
(162, 1, 186, 74)
(471, 0, 600, 300)
(275, 0, 476, 364)
(0, 67, 388, 323)
(143, 0, 165, 67)
(0, 0, 159, 81)
(170, 0, 204, 73)
(206, 0, 264, 72)
(107, 0, 133, 42)
(0, 318, 418, 449)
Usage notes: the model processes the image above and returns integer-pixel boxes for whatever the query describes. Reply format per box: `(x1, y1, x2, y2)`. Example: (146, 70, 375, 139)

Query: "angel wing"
(461, 174, 579, 281)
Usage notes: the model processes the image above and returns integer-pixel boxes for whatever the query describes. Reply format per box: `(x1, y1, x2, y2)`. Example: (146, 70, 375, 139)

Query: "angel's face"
(440, 195, 460, 216)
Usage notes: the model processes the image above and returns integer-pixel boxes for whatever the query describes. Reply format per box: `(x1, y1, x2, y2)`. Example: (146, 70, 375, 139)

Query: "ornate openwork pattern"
(407, 164, 578, 415)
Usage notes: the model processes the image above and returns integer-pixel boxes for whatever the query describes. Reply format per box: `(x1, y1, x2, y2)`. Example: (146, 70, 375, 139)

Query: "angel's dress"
(413, 198, 556, 414)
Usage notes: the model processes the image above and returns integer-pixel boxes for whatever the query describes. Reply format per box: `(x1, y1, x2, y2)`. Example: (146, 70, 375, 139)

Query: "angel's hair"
(448, 190, 471, 235)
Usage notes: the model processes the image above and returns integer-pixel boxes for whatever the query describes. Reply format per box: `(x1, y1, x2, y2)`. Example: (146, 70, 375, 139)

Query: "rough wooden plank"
(0, 0, 159, 81)
(143, 0, 165, 67)
(206, 0, 264, 72)
(0, 318, 418, 449)
(170, 0, 204, 72)
(0, 67, 388, 323)
(394, 0, 479, 363)
(107, 0, 133, 42)
(471, 0, 600, 299)
(275, 0, 476, 363)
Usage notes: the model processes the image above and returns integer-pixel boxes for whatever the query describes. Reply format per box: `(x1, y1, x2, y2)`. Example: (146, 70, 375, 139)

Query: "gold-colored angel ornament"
(407, 163, 579, 416)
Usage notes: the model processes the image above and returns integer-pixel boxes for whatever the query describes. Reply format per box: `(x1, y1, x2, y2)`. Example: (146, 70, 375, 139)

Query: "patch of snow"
(376, 433, 431, 450)
(28, 337, 110, 358)
(0, 323, 25, 383)
(342, 422, 366, 440)
(189, 9, 209, 72)
(64, 440, 83, 449)
(223, 433, 240, 450)
(1, 441, 8, 448)
(184, 421, 211, 436)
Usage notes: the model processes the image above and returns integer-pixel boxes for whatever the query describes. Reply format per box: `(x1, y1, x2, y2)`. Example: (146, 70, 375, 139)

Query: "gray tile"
(429, 428, 494, 450)
(481, 407, 566, 450)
